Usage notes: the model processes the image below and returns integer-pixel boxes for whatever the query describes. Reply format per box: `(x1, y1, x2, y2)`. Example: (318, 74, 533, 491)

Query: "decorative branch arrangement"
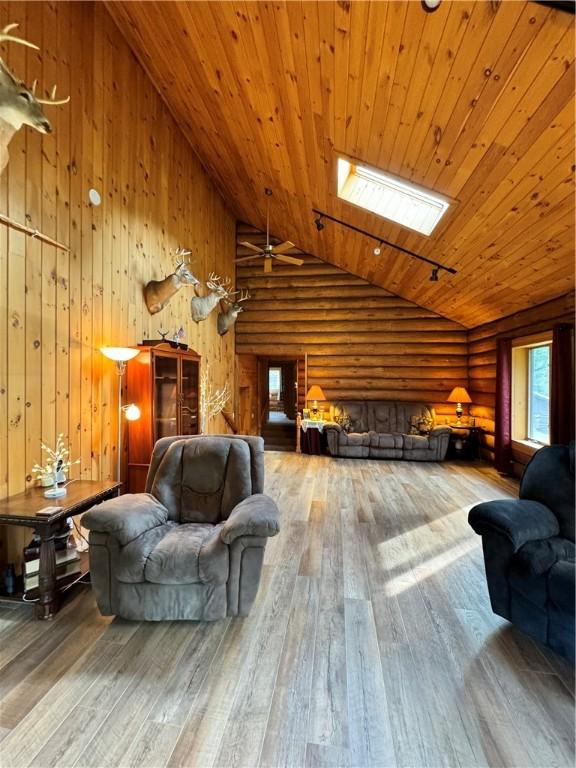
(31, 433, 80, 496)
(199, 365, 231, 433)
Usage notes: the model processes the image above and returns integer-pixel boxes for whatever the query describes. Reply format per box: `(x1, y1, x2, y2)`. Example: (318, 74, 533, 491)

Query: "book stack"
(23, 530, 82, 596)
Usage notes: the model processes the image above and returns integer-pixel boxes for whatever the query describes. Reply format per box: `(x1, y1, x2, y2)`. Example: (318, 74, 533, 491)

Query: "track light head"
(373, 241, 383, 256)
(430, 266, 439, 282)
(421, 0, 441, 12)
(314, 215, 325, 232)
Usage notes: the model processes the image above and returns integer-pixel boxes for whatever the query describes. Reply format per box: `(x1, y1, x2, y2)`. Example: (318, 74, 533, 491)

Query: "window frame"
(511, 332, 552, 449)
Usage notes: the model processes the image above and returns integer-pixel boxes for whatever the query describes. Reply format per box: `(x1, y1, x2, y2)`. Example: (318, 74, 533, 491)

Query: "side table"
(0, 480, 121, 619)
(447, 424, 482, 460)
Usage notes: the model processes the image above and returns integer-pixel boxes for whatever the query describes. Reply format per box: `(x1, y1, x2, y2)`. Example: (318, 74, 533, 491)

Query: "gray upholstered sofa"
(324, 401, 450, 461)
(83, 435, 279, 621)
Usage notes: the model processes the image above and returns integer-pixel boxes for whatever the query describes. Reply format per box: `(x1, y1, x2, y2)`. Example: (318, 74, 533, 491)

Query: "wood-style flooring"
(0, 455, 574, 768)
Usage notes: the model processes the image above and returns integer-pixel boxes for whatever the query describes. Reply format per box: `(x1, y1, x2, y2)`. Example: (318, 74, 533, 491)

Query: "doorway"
(258, 357, 303, 451)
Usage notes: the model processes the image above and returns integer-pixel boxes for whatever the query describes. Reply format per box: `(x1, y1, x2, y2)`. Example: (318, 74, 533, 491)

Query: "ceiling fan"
(236, 188, 304, 273)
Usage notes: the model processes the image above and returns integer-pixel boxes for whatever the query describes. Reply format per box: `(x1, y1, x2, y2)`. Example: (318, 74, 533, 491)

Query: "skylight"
(337, 158, 450, 236)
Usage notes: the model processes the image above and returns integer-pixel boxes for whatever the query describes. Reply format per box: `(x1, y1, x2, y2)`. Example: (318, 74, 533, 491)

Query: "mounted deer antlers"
(191, 272, 236, 323)
(217, 288, 250, 336)
(0, 23, 70, 173)
(143, 247, 199, 315)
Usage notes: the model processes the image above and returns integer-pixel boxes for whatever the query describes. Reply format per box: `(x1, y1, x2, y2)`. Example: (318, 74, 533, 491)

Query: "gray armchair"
(83, 435, 279, 621)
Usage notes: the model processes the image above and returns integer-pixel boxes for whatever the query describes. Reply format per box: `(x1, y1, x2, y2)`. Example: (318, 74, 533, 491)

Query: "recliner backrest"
(520, 442, 575, 542)
(148, 436, 253, 523)
(146, 434, 265, 495)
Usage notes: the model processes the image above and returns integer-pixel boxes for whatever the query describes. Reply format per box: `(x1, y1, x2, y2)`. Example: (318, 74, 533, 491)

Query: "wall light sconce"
(101, 346, 140, 481)
(122, 403, 141, 422)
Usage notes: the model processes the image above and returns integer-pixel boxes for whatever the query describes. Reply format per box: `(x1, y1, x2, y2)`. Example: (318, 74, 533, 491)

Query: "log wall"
(0, 2, 236, 570)
(236, 225, 468, 422)
(468, 292, 575, 471)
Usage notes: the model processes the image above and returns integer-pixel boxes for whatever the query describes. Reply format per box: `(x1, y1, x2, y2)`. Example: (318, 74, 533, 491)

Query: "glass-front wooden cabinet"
(125, 345, 201, 492)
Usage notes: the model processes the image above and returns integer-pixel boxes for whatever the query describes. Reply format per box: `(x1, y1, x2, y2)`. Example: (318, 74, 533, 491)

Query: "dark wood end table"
(0, 480, 121, 619)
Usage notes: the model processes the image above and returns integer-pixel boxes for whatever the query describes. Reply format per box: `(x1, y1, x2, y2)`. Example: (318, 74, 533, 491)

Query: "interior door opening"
(259, 357, 302, 451)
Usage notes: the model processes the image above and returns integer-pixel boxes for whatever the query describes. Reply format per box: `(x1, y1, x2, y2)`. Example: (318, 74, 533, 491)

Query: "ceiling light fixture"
(314, 214, 325, 232)
(421, 0, 442, 12)
(311, 208, 456, 279)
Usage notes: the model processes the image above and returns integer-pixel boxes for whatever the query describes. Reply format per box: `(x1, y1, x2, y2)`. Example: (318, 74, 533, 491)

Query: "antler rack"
(0, 212, 70, 251)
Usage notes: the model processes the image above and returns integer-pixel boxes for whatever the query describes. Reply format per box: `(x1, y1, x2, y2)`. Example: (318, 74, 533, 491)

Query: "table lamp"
(447, 386, 472, 425)
(306, 385, 326, 420)
(101, 347, 140, 481)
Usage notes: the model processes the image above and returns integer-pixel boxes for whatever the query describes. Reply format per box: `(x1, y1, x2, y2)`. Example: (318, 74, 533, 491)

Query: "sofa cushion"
(369, 432, 403, 450)
(144, 522, 228, 585)
(340, 431, 371, 447)
(403, 434, 430, 451)
(397, 403, 435, 435)
(369, 403, 398, 433)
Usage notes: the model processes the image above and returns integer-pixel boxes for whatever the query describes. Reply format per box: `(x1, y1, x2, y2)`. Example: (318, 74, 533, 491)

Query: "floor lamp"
(100, 347, 141, 482)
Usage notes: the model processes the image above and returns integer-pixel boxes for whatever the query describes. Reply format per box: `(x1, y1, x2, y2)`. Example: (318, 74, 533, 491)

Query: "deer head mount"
(143, 248, 199, 315)
(0, 23, 70, 173)
(217, 289, 249, 336)
(191, 273, 236, 323)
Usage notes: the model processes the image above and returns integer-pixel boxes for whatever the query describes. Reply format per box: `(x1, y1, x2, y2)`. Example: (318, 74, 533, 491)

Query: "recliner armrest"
(221, 494, 280, 544)
(82, 493, 169, 546)
(323, 423, 341, 433)
(430, 426, 451, 436)
(468, 499, 560, 552)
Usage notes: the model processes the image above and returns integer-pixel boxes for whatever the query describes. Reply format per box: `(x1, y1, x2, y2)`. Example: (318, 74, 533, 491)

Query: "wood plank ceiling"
(106, 0, 575, 328)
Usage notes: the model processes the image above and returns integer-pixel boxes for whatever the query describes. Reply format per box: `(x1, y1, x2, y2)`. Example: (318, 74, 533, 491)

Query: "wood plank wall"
(235, 224, 468, 422)
(468, 292, 575, 469)
(0, 2, 236, 570)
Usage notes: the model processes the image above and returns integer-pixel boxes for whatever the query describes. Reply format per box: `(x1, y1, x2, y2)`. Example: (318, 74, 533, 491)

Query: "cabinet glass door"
(154, 354, 179, 439)
(180, 358, 199, 435)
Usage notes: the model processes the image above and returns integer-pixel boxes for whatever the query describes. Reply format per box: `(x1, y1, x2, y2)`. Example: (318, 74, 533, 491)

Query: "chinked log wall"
(468, 291, 575, 469)
(236, 231, 468, 422)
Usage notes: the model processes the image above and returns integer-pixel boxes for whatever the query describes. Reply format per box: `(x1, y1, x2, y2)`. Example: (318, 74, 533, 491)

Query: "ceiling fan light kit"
(235, 188, 304, 272)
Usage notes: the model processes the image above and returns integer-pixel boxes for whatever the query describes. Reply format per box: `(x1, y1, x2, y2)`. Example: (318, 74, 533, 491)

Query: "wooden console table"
(0, 480, 121, 619)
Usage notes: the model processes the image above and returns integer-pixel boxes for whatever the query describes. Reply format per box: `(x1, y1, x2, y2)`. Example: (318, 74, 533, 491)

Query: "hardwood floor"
(0, 455, 573, 768)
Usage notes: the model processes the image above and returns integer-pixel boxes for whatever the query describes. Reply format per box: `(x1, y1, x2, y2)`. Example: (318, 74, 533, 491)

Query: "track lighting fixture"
(312, 208, 456, 278)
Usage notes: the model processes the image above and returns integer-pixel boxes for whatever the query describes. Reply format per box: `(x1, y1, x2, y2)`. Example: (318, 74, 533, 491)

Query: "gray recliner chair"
(83, 435, 280, 621)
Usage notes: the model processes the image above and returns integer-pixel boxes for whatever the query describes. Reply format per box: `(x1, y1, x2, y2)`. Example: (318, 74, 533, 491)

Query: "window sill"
(512, 439, 546, 458)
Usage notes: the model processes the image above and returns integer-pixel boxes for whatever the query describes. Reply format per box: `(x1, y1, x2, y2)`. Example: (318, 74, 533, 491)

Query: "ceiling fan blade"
(235, 254, 264, 263)
(264, 257, 273, 273)
(272, 241, 296, 255)
(239, 241, 264, 254)
(273, 254, 304, 266)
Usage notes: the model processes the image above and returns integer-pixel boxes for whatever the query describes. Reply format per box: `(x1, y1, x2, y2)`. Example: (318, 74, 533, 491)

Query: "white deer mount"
(0, 23, 70, 174)
(143, 248, 199, 315)
(191, 273, 236, 323)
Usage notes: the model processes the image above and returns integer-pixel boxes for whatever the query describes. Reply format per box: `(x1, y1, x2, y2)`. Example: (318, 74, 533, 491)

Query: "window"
(336, 157, 450, 235)
(512, 336, 552, 446)
(527, 345, 550, 443)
